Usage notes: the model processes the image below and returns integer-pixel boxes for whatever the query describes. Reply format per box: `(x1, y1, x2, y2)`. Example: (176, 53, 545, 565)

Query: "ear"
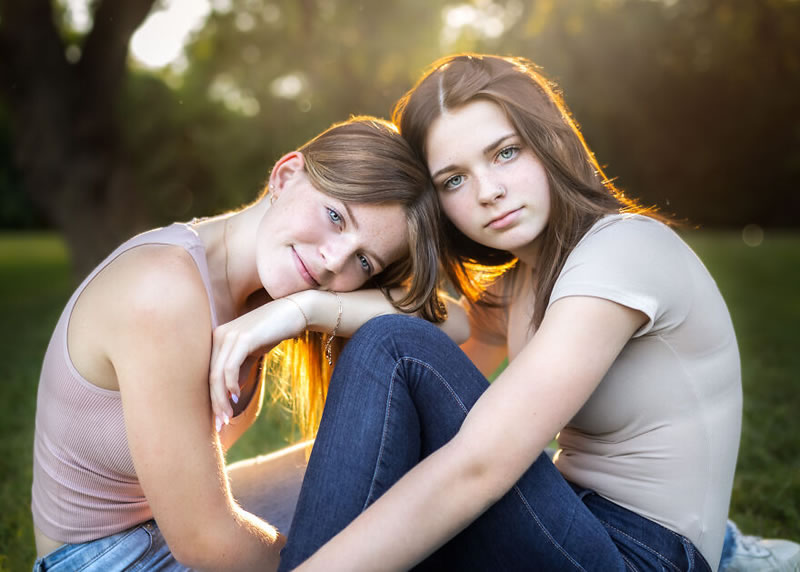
(268, 151, 306, 199)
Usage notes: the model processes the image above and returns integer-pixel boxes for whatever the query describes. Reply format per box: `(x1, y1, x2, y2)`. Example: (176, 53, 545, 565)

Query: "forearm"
(294, 368, 557, 570)
(296, 434, 498, 571)
(290, 289, 468, 343)
(166, 446, 284, 570)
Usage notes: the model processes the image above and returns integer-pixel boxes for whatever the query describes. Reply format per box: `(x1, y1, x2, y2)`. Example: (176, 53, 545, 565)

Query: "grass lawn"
(1, 229, 798, 570)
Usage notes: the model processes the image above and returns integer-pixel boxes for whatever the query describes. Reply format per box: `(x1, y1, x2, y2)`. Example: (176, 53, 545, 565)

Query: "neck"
(193, 214, 238, 322)
(510, 240, 542, 268)
(222, 216, 235, 310)
(205, 199, 272, 319)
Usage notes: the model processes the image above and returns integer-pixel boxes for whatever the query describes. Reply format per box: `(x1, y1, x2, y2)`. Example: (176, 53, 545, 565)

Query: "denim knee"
(346, 314, 446, 355)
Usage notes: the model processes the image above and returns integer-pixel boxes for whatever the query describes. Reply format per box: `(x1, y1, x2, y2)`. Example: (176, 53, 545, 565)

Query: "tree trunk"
(0, 0, 157, 279)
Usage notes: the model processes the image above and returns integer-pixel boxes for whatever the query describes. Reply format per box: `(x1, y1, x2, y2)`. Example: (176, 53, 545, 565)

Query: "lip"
(486, 208, 522, 230)
(292, 248, 320, 287)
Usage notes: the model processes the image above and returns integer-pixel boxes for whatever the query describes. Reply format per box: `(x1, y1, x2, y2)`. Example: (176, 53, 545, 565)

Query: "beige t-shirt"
(548, 214, 741, 571)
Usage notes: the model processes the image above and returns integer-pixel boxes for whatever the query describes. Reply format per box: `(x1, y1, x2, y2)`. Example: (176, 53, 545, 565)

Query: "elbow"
(165, 511, 282, 570)
(167, 532, 214, 570)
(448, 436, 512, 510)
(465, 461, 508, 510)
(165, 524, 231, 570)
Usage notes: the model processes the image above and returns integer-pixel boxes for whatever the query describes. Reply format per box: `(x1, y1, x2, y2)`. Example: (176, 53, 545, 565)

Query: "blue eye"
(358, 254, 372, 274)
(328, 208, 342, 225)
(443, 174, 464, 190)
(498, 146, 519, 161)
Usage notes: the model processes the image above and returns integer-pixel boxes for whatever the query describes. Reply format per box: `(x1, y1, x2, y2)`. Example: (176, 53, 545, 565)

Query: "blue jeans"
(280, 315, 712, 571)
(718, 521, 736, 571)
(32, 520, 188, 571)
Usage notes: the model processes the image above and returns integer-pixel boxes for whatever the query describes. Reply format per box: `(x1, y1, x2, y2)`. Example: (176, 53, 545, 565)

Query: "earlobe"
(269, 151, 306, 198)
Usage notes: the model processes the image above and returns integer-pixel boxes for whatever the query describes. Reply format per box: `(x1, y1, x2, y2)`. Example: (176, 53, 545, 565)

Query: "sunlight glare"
(441, 1, 522, 46)
(62, 0, 92, 33)
(130, 0, 212, 69)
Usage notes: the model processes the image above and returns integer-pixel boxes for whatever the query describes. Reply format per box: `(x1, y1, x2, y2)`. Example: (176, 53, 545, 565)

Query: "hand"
(209, 297, 308, 428)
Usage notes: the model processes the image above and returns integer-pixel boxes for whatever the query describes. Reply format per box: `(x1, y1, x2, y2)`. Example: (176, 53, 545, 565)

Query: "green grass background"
(1, 230, 798, 570)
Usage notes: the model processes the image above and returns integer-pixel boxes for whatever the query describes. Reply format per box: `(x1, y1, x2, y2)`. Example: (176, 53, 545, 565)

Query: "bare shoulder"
(70, 244, 212, 387)
(97, 244, 208, 317)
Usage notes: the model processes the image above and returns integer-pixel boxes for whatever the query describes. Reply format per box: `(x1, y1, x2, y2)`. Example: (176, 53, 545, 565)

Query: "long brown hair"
(266, 116, 446, 439)
(393, 53, 661, 327)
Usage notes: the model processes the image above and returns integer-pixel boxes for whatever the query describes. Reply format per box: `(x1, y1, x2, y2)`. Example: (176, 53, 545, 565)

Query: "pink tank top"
(31, 223, 219, 543)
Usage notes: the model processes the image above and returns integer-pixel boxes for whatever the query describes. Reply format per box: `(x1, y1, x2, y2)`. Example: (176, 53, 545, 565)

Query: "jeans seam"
(619, 552, 639, 572)
(403, 357, 470, 413)
(512, 486, 586, 571)
(360, 353, 585, 571)
(363, 360, 399, 508)
(599, 520, 682, 571)
(684, 538, 696, 571)
(127, 523, 159, 572)
(364, 356, 471, 509)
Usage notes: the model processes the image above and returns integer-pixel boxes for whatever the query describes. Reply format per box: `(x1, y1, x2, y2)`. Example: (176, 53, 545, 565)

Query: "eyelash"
(328, 207, 372, 274)
(327, 207, 342, 225)
(497, 145, 519, 161)
(442, 174, 464, 191)
(441, 145, 521, 191)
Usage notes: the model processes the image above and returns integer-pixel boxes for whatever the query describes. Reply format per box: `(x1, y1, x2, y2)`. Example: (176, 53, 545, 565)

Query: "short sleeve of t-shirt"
(548, 214, 693, 337)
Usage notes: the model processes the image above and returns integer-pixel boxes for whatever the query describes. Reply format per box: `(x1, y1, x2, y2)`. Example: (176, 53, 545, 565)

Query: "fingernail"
(231, 393, 239, 404)
(215, 416, 222, 432)
(223, 413, 230, 425)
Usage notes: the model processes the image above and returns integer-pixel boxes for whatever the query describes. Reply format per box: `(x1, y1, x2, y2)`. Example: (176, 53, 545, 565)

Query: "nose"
(476, 172, 505, 205)
(319, 233, 357, 275)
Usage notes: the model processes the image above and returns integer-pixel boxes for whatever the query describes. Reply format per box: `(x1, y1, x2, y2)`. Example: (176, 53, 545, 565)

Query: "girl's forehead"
(426, 101, 517, 167)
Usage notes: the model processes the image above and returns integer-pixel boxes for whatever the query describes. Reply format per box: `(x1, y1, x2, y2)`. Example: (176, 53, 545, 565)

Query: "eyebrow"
(430, 133, 518, 180)
(342, 202, 388, 270)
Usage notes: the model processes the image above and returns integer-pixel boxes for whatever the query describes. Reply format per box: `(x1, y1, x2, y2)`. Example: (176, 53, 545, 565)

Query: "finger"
(210, 333, 236, 420)
(224, 337, 251, 401)
(222, 363, 241, 421)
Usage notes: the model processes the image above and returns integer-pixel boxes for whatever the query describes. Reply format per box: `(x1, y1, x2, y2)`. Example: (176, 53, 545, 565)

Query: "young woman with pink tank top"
(31, 116, 470, 571)
(208, 55, 799, 571)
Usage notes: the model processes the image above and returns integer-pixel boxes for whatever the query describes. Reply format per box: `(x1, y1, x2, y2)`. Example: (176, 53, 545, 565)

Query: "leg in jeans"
(279, 315, 633, 571)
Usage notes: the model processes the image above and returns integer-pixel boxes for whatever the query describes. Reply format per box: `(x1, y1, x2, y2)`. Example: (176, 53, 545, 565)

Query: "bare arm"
(210, 287, 469, 421)
(98, 246, 282, 571)
(296, 295, 647, 571)
(297, 288, 469, 344)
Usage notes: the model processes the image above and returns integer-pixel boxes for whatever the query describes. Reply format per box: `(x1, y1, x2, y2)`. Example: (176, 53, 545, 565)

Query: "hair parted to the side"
(393, 53, 664, 327)
(265, 115, 446, 440)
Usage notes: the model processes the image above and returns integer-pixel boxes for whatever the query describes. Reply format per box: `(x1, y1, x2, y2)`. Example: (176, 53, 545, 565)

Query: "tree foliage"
(0, 0, 158, 276)
(1, 0, 799, 275)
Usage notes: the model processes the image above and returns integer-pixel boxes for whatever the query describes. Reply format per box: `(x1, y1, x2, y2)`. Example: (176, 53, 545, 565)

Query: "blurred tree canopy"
(1, 0, 799, 276)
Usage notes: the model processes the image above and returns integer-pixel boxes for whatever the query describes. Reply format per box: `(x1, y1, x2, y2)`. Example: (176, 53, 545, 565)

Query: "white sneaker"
(723, 521, 800, 572)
